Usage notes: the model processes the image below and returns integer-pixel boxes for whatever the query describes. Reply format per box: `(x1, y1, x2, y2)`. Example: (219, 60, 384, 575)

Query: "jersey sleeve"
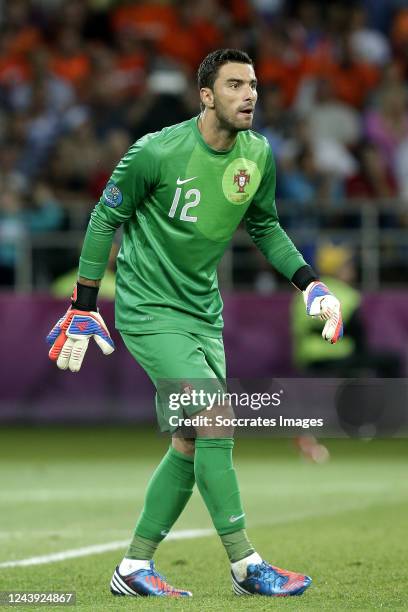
(244, 146, 307, 280)
(79, 136, 160, 280)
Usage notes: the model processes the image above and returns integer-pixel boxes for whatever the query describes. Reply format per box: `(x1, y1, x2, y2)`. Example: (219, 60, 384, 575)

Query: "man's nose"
(244, 86, 256, 101)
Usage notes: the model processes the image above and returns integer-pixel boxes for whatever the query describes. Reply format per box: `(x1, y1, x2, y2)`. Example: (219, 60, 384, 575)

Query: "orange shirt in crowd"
(0, 26, 41, 86)
(8, 26, 42, 57)
(224, 0, 252, 25)
(392, 8, 408, 48)
(303, 48, 379, 108)
(117, 52, 147, 94)
(257, 54, 306, 107)
(0, 56, 29, 86)
(111, 2, 222, 69)
(159, 19, 222, 70)
(111, 3, 177, 40)
(51, 54, 91, 87)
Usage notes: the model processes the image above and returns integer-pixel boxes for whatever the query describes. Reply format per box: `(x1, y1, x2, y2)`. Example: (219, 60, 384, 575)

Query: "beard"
(213, 98, 253, 133)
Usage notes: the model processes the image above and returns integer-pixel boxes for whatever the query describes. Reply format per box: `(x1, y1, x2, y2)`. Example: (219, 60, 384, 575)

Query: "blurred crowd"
(1, 0, 408, 288)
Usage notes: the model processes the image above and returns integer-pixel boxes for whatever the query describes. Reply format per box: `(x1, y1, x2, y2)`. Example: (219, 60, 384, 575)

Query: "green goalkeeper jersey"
(79, 116, 306, 337)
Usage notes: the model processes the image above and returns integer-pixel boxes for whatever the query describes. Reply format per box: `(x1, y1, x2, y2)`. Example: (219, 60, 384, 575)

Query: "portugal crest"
(234, 169, 250, 193)
(222, 157, 261, 204)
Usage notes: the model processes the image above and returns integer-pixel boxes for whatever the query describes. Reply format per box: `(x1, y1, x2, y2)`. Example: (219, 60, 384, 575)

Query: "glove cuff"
(71, 282, 99, 312)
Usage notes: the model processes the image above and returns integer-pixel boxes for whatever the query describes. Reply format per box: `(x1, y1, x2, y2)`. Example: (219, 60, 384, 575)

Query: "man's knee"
(195, 403, 235, 438)
(172, 436, 195, 457)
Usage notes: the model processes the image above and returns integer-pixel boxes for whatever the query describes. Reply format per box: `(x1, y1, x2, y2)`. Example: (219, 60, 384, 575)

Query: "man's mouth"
(238, 108, 253, 116)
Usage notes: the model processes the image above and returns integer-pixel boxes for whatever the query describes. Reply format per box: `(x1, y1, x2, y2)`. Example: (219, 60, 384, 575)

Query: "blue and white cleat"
(110, 561, 192, 597)
(232, 560, 312, 597)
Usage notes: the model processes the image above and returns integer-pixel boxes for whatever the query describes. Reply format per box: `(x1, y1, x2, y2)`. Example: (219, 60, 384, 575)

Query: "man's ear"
(200, 87, 215, 109)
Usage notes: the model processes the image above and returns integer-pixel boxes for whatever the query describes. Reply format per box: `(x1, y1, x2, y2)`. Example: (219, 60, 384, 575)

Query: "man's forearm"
(78, 207, 117, 281)
(250, 222, 307, 280)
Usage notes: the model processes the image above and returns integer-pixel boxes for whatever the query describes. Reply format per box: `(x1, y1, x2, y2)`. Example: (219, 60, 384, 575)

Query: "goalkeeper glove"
(46, 283, 115, 372)
(303, 281, 343, 344)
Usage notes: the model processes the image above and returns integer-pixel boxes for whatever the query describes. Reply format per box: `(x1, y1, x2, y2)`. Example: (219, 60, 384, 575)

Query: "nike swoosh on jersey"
(176, 176, 197, 185)
(229, 513, 245, 523)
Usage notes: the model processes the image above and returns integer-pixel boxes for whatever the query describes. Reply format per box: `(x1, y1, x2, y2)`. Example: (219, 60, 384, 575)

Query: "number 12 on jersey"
(168, 188, 201, 223)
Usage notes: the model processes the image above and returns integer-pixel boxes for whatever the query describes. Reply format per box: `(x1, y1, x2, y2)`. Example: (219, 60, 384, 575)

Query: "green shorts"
(120, 331, 226, 432)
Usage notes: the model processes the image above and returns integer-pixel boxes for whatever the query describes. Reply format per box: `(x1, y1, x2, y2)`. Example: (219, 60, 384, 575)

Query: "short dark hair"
(197, 48, 253, 91)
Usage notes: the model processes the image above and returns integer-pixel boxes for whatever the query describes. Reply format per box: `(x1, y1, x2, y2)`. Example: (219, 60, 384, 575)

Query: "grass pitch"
(0, 428, 407, 610)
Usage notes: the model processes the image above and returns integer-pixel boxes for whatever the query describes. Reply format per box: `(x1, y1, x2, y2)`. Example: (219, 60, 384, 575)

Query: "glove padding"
(303, 281, 343, 344)
(46, 308, 115, 372)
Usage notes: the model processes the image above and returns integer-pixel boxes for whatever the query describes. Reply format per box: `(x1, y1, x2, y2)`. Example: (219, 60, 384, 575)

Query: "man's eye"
(230, 83, 238, 88)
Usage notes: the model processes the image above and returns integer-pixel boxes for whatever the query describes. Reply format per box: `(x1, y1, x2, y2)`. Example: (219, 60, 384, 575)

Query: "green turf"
(0, 428, 407, 610)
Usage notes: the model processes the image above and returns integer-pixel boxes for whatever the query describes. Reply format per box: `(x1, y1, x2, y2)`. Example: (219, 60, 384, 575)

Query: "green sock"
(126, 446, 195, 560)
(221, 529, 255, 563)
(194, 438, 255, 562)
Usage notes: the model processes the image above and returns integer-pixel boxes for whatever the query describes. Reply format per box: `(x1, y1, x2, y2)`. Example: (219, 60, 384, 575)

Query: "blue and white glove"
(303, 281, 343, 344)
(46, 284, 114, 372)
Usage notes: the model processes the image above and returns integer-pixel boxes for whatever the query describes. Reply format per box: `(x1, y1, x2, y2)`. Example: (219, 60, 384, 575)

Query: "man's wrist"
(77, 276, 100, 288)
(71, 281, 100, 311)
(291, 265, 318, 291)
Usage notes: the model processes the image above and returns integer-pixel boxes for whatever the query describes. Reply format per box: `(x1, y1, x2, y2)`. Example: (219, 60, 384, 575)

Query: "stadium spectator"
(49, 111, 101, 196)
(364, 83, 408, 178)
(114, 26, 148, 97)
(349, 4, 391, 66)
(0, 184, 63, 286)
(288, 0, 324, 53)
(346, 141, 398, 199)
(110, 1, 177, 44)
(159, 1, 224, 71)
(15, 82, 63, 181)
(51, 244, 118, 299)
(291, 242, 402, 377)
(128, 68, 196, 139)
(256, 26, 305, 107)
(84, 46, 133, 138)
(0, 27, 30, 91)
(391, 6, 408, 74)
(50, 26, 91, 90)
(87, 128, 132, 200)
(5, 0, 43, 58)
(0, 140, 25, 193)
(279, 144, 328, 206)
(296, 77, 361, 148)
(0, 189, 26, 286)
(277, 117, 353, 205)
(257, 84, 293, 159)
(10, 47, 75, 114)
(304, 34, 379, 109)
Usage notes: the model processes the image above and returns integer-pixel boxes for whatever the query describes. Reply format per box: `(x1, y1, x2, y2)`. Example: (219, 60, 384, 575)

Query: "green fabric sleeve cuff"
(78, 257, 108, 281)
(195, 438, 234, 448)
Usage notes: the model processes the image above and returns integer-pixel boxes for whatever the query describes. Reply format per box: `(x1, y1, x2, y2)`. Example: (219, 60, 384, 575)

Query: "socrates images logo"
(222, 158, 261, 204)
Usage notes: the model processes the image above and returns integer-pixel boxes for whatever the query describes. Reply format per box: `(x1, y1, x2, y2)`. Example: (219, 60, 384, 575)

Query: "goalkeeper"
(47, 49, 342, 598)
